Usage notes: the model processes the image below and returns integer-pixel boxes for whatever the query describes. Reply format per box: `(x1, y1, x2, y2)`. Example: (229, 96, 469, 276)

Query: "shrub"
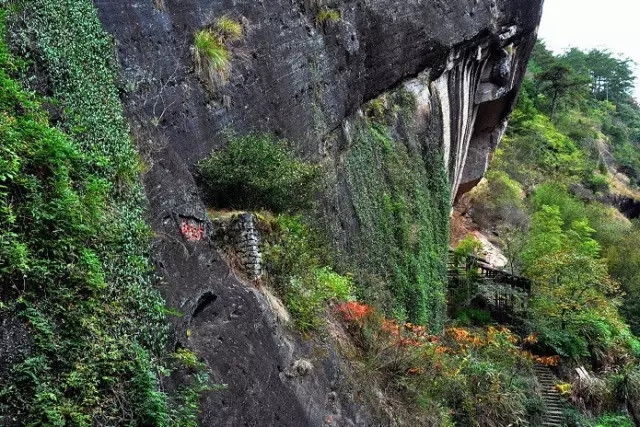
(563, 407, 594, 427)
(264, 215, 353, 331)
(314, 266, 354, 302)
(449, 235, 483, 314)
(595, 413, 633, 427)
(586, 172, 610, 193)
(335, 304, 541, 426)
(455, 308, 493, 326)
(316, 8, 341, 25)
(452, 234, 482, 265)
(198, 134, 320, 212)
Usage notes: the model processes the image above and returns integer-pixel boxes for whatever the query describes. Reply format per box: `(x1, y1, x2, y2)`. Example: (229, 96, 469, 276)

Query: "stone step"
(535, 365, 568, 426)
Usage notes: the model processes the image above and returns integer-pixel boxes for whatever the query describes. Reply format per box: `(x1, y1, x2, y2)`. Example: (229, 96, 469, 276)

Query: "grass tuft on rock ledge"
(195, 29, 231, 72)
(193, 15, 243, 95)
(316, 8, 341, 25)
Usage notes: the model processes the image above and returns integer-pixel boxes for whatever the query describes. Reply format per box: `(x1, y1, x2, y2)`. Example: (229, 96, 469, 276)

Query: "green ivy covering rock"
(0, 3, 204, 424)
(346, 90, 450, 328)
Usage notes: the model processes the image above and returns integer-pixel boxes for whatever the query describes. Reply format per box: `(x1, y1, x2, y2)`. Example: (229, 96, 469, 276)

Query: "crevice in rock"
(192, 292, 217, 319)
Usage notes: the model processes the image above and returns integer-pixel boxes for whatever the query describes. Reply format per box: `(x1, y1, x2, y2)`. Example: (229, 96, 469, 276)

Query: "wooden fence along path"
(447, 250, 532, 316)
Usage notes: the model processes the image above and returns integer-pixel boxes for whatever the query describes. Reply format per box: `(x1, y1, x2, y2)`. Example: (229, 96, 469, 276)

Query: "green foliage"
(214, 15, 244, 42)
(596, 218, 640, 335)
(520, 202, 632, 358)
(169, 349, 218, 427)
(473, 170, 526, 224)
(0, 3, 205, 423)
(586, 172, 610, 193)
(264, 215, 353, 331)
(480, 41, 640, 365)
(193, 16, 243, 94)
(194, 29, 230, 71)
(535, 63, 591, 120)
(595, 413, 633, 427)
(199, 133, 320, 212)
(563, 407, 595, 427)
(450, 235, 483, 309)
(345, 90, 450, 327)
(316, 8, 341, 25)
(314, 266, 354, 302)
(364, 98, 386, 119)
(453, 234, 482, 260)
(531, 183, 588, 229)
(494, 113, 586, 191)
(455, 308, 493, 327)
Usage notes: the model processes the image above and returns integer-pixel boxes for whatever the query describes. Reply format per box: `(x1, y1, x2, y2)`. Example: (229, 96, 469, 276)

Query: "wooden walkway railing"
(448, 250, 532, 315)
(448, 250, 531, 293)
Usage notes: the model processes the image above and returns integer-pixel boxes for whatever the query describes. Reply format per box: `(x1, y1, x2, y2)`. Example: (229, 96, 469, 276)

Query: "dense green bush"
(199, 134, 320, 212)
(595, 413, 633, 427)
(586, 172, 610, 193)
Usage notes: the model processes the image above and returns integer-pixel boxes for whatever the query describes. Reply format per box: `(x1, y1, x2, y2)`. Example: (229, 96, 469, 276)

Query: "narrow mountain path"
(534, 364, 566, 426)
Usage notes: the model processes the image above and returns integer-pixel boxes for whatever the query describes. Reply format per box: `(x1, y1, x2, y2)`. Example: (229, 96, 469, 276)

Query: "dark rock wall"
(93, 0, 544, 425)
(96, 0, 541, 166)
(145, 149, 371, 426)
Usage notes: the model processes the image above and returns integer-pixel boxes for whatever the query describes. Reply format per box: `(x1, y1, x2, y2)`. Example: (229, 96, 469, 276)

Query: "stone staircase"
(534, 364, 566, 426)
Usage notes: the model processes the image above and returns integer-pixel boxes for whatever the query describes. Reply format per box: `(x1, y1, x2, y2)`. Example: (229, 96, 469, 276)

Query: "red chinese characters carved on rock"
(180, 220, 205, 241)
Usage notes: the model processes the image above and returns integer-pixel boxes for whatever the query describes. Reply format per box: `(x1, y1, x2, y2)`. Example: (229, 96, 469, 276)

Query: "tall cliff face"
(98, 0, 540, 196)
(89, 1, 544, 425)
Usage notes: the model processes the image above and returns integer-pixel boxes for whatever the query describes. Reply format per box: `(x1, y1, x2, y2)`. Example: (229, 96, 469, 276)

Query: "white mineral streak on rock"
(404, 72, 432, 125)
(455, 61, 473, 198)
(434, 54, 488, 203)
(434, 75, 452, 170)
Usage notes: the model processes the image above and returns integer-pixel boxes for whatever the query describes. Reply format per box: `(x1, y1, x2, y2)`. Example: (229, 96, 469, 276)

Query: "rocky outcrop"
(92, 0, 543, 425)
(98, 0, 541, 191)
(146, 149, 373, 426)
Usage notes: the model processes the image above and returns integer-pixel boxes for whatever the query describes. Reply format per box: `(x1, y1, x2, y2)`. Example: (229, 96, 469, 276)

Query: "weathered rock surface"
(97, 0, 541, 196)
(93, 0, 544, 425)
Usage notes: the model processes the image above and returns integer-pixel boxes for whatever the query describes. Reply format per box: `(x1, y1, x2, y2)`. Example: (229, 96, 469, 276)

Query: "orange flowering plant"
(335, 301, 556, 426)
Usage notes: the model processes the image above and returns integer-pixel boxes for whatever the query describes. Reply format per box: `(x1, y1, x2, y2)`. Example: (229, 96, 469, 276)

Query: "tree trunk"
(627, 398, 640, 427)
(551, 91, 559, 121)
